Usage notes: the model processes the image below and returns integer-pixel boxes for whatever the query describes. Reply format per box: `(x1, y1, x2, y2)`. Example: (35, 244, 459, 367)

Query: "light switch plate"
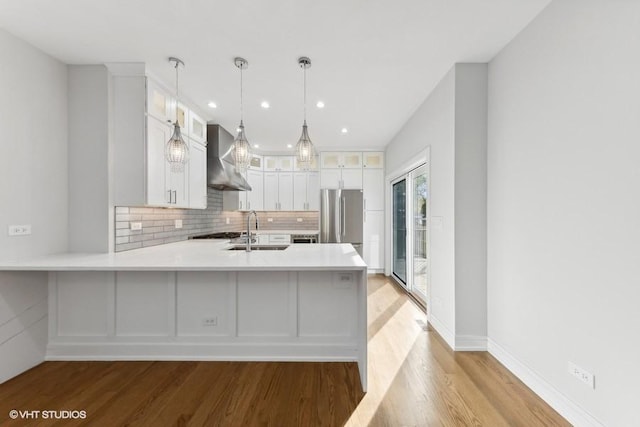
(175, 219, 183, 229)
(130, 222, 142, 231)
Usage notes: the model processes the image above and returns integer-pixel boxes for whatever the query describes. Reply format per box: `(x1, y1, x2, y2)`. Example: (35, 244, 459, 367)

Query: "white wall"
(68, 65, 113, 252)
(454, 64, 488, 342)
(385, 64, 488, 348)
(487, 1, 640, 425)
(386, 67, 457, 343)
(0, 29, 68, 382)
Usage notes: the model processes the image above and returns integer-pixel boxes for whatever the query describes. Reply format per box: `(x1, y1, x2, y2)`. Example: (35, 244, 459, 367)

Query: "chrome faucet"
(246, 210, 259, 252)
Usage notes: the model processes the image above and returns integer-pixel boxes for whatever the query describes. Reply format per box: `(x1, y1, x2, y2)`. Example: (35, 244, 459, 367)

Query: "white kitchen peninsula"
(0, 242, 368, 390)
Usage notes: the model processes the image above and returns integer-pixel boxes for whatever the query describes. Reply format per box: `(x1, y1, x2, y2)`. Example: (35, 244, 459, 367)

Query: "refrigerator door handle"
(334, 191, 341, 243)
(341, 196, 346, 236)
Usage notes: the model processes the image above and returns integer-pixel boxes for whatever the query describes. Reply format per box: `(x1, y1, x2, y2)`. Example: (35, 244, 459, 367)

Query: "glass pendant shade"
(166, 122, 189, 173)
(233, 120, 251, 172)
(296, 120, 314, 168)
(165, 57, 188, 173)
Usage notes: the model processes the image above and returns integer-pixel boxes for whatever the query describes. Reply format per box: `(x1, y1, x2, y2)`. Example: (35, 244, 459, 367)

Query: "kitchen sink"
(226, 245, 289, 251)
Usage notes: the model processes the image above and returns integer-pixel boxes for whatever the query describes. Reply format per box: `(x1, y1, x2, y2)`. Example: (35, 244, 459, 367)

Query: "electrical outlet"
(568, 362, 595, 389)
(8, 225, 31, 236)
(175, 219, 183, 229)
(226, 217, 230, 225)
(130, 222, 142, 231)
(202, 316, 218, 327)
(267, 218, 273, 222)
(297, 218, 303, 222)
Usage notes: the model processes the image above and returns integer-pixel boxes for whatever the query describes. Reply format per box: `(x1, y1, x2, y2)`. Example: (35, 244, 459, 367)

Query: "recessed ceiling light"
(316, 101, 325, 109)
(261, 101, 270, 109)
(341, 127, 348, 134)
(287, 144, 293, 148)
(254, 144, 259, 148)
(207, 101, 217, 108)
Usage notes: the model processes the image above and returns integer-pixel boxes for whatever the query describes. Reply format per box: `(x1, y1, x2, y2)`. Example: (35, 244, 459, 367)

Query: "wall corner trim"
(454, 335, 487, 351)
(487, 338, 605, 427)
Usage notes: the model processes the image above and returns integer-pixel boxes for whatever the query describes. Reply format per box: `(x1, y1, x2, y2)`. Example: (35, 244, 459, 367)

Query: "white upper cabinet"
(264, 156, 294, 172)
(320, 152, 362, 169)
(246, 169, 264, 211)
(113, 74, 207, 209)
(146, 116, 188, 207)
(249, 154, 264, 171)
(147, 79, 174, 124)
(293, 172, 320, 211)
(264, 172, 293, 210)
(176, 102, 188, 131)
(363, 168, 384, 211)
(294, 155, 319, 171)
(189, 110, 207, 144)
(362, 152, 384, 169)
(189, 141, 207, 209)
(320, 168, 362, 189)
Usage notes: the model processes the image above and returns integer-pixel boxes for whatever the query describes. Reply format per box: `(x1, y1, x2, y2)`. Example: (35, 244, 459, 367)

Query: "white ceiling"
(0, 0, 550, 153)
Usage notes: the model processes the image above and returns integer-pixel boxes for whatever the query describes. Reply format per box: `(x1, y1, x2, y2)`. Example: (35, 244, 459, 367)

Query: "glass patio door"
(411, 165, 428, 303)
(392, 179, 407, 285)
(391, 164, 429, 306)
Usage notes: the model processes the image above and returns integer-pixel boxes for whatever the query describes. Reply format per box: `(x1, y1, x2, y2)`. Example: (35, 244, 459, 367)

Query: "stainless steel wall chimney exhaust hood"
(207, 124, 252, 191)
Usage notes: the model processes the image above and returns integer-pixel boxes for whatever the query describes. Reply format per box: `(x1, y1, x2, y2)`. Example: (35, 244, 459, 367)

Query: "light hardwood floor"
(0, 275, 568, 426)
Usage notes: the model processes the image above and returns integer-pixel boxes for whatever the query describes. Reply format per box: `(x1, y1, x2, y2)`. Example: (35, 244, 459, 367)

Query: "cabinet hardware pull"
(168, 190, 172, 204)
(173, 190, 177, 204)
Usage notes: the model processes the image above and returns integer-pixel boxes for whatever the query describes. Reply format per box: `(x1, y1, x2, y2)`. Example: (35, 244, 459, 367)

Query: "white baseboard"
(427, 314, 455, 350)
(46, 342, 359, 362)
(455, 335, 487, 351)
(487, 338, 604, 427)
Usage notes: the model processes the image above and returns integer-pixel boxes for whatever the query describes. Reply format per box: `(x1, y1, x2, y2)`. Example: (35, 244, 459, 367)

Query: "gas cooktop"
(190, 232, 242, 240)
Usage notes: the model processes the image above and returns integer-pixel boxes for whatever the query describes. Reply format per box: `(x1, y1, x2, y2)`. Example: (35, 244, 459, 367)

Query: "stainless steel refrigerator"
(319, 189, 363, 256)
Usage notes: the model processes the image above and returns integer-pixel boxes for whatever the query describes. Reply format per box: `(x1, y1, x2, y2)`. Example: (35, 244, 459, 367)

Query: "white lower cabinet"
(363, 210, 384, 270)
(264, 172, 293, 211)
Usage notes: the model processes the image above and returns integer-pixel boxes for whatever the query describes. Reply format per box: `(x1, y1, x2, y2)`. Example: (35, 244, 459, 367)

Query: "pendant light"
(295, 56, 314, 169)
(165, 57, 189, 173)
(232, 57, 251, 172)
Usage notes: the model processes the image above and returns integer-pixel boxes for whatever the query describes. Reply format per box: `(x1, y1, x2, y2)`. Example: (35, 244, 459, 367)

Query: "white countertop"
(0, 241, 365, 271)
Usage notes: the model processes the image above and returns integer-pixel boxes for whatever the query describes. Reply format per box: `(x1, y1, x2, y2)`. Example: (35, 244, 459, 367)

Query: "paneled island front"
(0, 241, 368, 390)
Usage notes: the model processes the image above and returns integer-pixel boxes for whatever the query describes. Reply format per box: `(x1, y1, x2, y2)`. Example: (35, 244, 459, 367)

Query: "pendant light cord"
(303, 64, 307, 123)
(174, 61, 180, 123)
(240, 65, 244, 123)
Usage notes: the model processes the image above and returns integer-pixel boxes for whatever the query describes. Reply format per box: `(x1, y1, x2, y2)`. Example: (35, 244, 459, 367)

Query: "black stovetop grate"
(191, 232, 242, 239)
